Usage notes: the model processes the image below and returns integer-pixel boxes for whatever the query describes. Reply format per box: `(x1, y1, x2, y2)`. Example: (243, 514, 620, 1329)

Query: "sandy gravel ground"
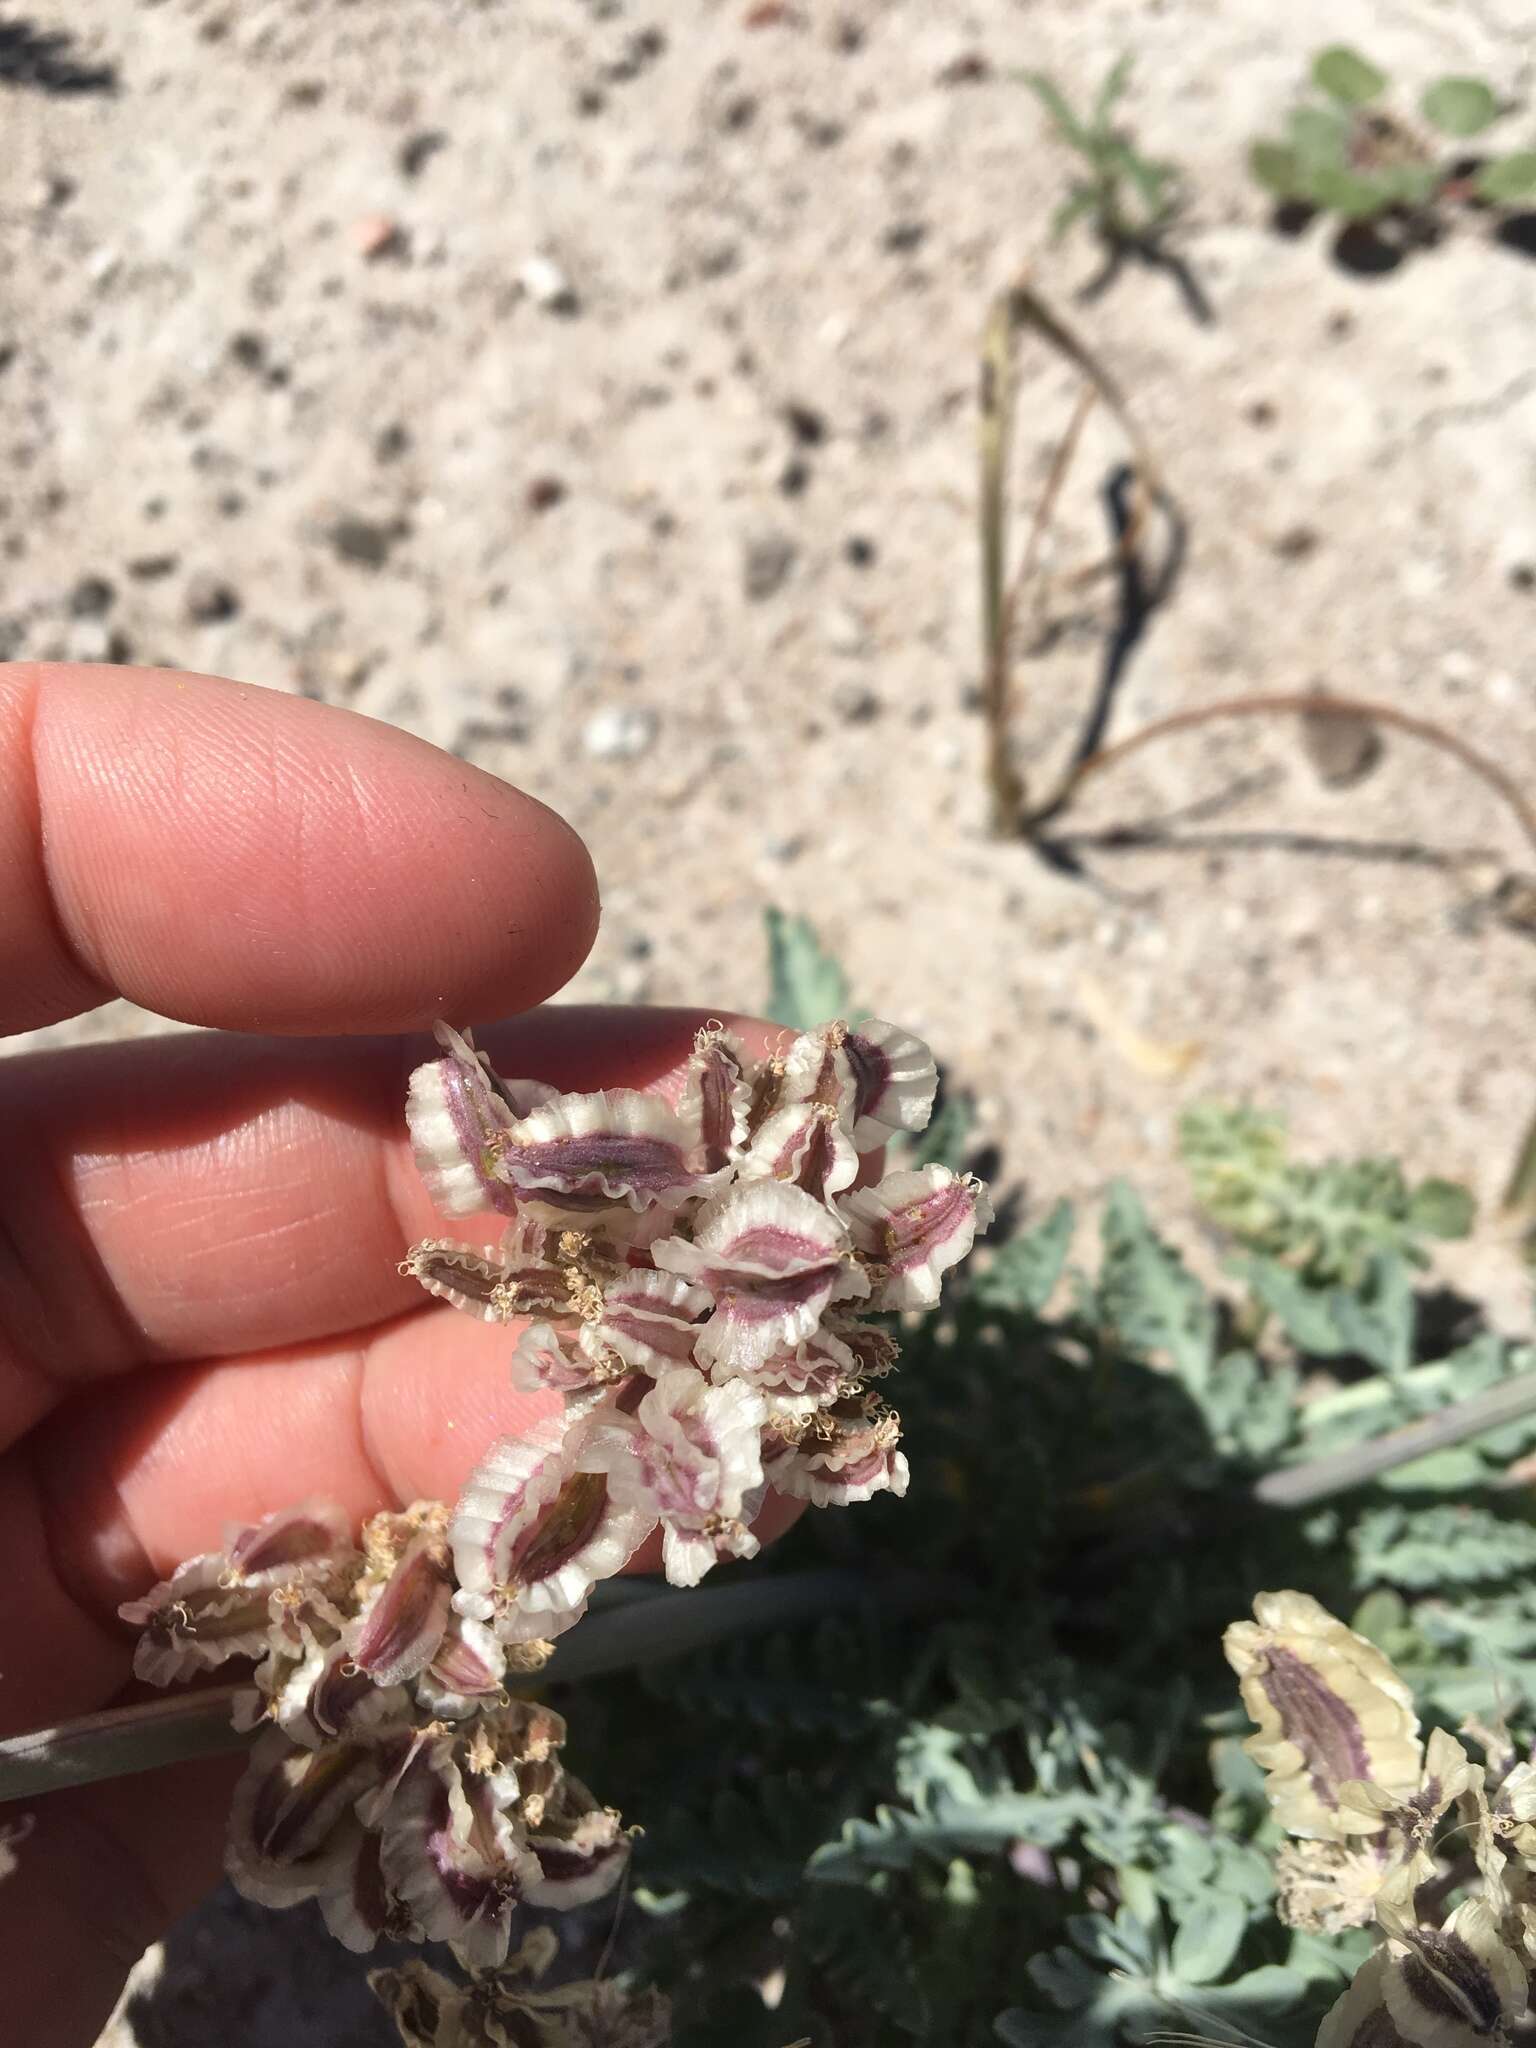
(2, 0, 1534, 2039)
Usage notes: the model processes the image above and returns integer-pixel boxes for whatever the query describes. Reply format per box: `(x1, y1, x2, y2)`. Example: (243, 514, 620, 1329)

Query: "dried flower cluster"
(116, 1014, 988, 2009)
(1227, 1590, 1536, 2047)
(372, 1927, 671, 2048)
(120, 1496, 624, 1963)
(400, 1018, 990, 1616)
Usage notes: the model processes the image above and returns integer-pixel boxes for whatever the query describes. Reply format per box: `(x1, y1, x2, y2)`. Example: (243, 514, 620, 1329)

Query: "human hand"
(0, 662, 779, 2045)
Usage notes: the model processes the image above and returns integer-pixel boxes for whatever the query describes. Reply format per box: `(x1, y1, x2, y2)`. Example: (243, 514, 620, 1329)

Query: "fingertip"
(7, 662, 601, 1034)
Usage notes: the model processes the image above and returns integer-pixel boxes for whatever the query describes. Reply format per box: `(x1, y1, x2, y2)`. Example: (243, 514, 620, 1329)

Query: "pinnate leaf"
(1169, 1895, 1245, 1984)
(975, 1199, 1073, 1314)
(764, 907, 851, 1030)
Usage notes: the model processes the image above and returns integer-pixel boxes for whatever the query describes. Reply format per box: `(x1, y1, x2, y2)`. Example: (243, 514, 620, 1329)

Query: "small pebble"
(783, 402, 826, 447)
(525, 476, 567, 513)
(1441, 649, 1476, 686)
(353, 214, 406, 261)
(604, 27, 666, 82)
(228, 331, 267, 372)
(831, 682, 881, 722)
(937, 51, 991, 85)
(397, 131, 447, 178)
(67, 574, 115, 619)
(65, 620, 113, 662)
(327, 515, 401, 569)
(822, 604, 867, 656)
(793, 113, 845, 149)
(185, 572, 241, 623)
(1298, 694, 1382, 789)
(518, 254, 578, 314)
(742, 531, 798, 601)
(1272, 526, 1318, 561)
(582, 705, 658, 762)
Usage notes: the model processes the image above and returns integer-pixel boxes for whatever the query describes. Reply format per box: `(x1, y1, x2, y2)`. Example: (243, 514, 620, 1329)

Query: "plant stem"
(1502, 1104, 1536, 1223)
(0, 1569, 953, 1805)
(980, 294, 1025, 833)
(0, 1686, 250, 1803)
(1003, 384, 1097, 658)
(1026, 690, 1536, 854)
(978, 274, 1174, 839)
(1253, 1367, 1536, 1509)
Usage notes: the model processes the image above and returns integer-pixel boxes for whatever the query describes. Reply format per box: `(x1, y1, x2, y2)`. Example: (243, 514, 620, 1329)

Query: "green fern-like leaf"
(764, 908, 853, 1030)
(1096, 1182, 1216, 1391)
(1352, 1503, 1536, 1590)
(640, 1773, 842, 1900)
(974, 1200, 1073, 1314)
(1181, 1102, 1472, 1284)
(808, 1792, 1088, 1885)
(799, 1882, 932, 2038)
(1243, 1251, 1414, 1376)
(640, 1615, 901, 1734)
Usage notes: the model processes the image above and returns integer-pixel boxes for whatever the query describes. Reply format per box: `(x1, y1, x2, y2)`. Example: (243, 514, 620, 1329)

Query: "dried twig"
(1005, 384, 1097, 654)
(1026, 690, 1536, 856)
(1254, 1368, 1536, 1510)
(979, 293, 1021, 833)
(979, 274, 1177, 836)
(0, 1569, 954, 1804)
(1502, 1110, 1536, 1225)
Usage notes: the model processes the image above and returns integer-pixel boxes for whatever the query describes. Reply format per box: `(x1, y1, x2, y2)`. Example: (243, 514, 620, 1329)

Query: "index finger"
(0, 662, 599, 1037)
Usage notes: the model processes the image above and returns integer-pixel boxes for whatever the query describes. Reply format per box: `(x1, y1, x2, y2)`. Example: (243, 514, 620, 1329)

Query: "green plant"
(1024, 57, 1181, 252)
(1178, 1102, 1473, 1287)
(474, 921, 1536, 2045)
(13, 916, 1534, 2042)
(1250, 44, 1536, 228)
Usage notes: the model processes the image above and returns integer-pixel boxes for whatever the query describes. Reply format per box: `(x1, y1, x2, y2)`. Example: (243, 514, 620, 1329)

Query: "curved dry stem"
(979, 272, 1177, 837)
(1026, 691, 1536, 857)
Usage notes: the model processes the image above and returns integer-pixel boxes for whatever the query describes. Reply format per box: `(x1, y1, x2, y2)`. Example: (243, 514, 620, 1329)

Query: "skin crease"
(0, 662, 798, 2047)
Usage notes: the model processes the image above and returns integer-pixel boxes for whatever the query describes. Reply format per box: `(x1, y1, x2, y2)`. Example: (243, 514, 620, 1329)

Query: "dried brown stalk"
(1255, 1368, 1536, 1510)
(979, 279, 1536, 1230)
(979, 274, 1175, 835)
(1026, 691, 1536, 855)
